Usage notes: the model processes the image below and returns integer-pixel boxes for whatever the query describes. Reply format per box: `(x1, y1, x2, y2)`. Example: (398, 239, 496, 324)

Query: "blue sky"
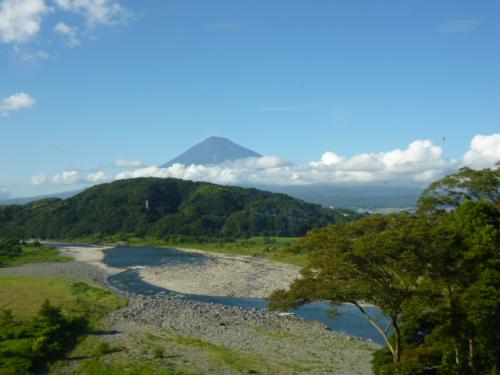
(1, 0, 499, 197)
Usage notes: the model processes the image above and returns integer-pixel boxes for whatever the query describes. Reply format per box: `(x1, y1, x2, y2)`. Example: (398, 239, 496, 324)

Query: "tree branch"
(352, 301, 395, 356)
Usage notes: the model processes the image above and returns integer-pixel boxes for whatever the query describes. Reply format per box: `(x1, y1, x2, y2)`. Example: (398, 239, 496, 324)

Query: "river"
(102, 245, 388, 344)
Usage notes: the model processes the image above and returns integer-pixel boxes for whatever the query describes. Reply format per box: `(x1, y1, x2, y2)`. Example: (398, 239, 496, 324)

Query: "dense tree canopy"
(0, 178, 358, 240)
(270, 166, 500, 375)
(418, 163, 499, 213)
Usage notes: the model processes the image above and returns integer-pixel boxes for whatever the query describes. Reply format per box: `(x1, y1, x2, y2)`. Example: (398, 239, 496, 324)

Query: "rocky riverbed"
(139, 249, 301, 298)
(105, 295, 379, 374)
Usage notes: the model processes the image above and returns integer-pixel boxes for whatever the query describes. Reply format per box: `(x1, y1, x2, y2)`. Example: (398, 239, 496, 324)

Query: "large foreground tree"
(269, 212, 430, 367)
(269, 165, 499, 375)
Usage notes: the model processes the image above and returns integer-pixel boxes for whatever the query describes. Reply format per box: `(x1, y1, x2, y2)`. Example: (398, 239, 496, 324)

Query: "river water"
(102, 246, 388, 344)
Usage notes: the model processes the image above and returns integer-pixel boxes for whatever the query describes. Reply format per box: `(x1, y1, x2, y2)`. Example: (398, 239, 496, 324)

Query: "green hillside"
(0, 178, 358, 240)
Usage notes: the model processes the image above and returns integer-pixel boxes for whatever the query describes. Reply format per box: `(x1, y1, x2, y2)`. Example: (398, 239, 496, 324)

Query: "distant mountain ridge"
(0, 189, 83, 206)
(161, 136, 261, 167)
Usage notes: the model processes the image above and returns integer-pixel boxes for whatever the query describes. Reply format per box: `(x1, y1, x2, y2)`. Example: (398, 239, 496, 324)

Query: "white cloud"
(30, 174, 46, 185)
(463, 133, 500, 169)
(50, 134, 498, 190)
(113, 159, 147, 169)
(0, 0, 49, 44)
(0, 92, 36, 117)
(52, 170, 81, 185)
(54, 0, 131, 26)
(51, 170, 110, 185)
(114, 140, 459, 186)
(439, 19, 481, 33)
(53, 21, 79, 46)
(13, 46, 50, 61)
(86, 171, 109, 182)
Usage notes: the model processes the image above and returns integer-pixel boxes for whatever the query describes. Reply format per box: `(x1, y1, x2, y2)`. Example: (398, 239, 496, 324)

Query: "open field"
(0, 245, 72, 267)
(0, 275, 124, 322)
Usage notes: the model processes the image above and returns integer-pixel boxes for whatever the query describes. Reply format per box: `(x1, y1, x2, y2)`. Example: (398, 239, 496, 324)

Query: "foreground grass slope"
(0, 276, 125, 374)
(0, 276, 123, 323)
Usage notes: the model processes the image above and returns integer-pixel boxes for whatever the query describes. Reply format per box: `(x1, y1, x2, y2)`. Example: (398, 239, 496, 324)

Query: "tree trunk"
(468, 337, 477, 375)
(393, 318, 401, 364)
(352, 302, 401, 368)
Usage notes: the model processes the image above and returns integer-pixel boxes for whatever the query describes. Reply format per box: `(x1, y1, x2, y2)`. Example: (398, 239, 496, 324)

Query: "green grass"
(0, 276, 126, 375)
(166, 332, 288, 374)
(130, 236, 308, 266)
(0, 276, 125, 322)
(79, 361, 187, 375)
(0, 245, 72, 267)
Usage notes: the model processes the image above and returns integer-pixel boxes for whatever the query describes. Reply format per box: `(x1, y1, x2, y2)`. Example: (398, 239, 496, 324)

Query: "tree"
(269, 164, 500, 374)
(418, 164, 499, 213)
(269, 213, 429, 369)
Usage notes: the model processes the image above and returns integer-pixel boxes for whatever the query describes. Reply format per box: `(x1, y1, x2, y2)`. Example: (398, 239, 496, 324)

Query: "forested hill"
(0, 178, 358, 240)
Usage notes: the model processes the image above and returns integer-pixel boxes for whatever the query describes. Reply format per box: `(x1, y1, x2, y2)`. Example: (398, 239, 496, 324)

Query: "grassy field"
(0, 276, 124, 322)
(0, 245, 72, 267)
(0, 276, 126, 374)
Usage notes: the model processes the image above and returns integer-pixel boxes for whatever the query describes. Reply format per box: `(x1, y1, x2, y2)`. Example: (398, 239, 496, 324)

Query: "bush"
(0, 301, 88, 374)
(92, 342, 113, 357)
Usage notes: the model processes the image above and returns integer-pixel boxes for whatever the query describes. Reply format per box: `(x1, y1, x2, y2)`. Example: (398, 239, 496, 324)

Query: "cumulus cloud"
(463, 133, 500, 169)
(0, 0, 49, 44)
(13, 46, 50, 61)
(48, 134, 499, 190)
(52, 170, 81, 185)
(30, 174, 46, 186)
(53, 21, 79, 46)
(114, 140, 459, 186)
(113, 159, 147, 169)
(51, 170, 111, 185)
(0, 92, 36, 117)
(86, 171, 109, 182)
(54, 0, 131, 26)
(0, 0, 130, 52)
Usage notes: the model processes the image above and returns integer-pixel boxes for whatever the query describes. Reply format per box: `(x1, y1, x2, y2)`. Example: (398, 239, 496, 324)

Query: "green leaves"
(0, 301, 88, 374)
(270, 166, 500, 374)
(0, 178, 358, 240)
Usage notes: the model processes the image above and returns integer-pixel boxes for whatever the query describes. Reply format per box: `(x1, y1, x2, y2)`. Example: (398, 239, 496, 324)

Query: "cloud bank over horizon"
(33, 133, 499, 190)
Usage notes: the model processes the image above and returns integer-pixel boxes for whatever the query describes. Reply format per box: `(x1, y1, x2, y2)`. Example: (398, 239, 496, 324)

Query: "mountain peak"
(161, 137, 261, 168)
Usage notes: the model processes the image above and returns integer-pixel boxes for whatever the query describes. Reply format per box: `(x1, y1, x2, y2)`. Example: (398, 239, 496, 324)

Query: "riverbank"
(139, 248, 301, 298)
(46, 242, 302, 299)
(46, 242, 124, 275)
(0, 244, 381, 374)
(104, 295, 379, 375)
